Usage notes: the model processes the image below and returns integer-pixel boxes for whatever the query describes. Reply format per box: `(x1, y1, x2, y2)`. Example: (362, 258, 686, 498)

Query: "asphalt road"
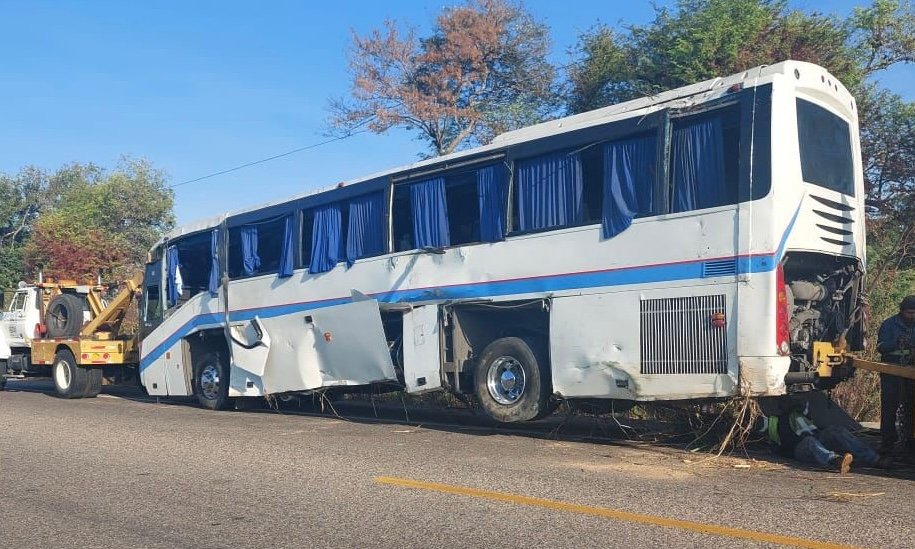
(1, 381, 913, 549)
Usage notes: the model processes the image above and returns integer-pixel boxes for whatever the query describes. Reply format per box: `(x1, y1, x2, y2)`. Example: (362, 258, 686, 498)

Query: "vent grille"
(810, 195, 855, 246)
(813, 209, 853, 224)
(702, 259, 737, 278)
(815, 224, 852, 236)
(810, 194, 854, 212)
(820, 236, 852, 246)
(640, 295, 728, 375)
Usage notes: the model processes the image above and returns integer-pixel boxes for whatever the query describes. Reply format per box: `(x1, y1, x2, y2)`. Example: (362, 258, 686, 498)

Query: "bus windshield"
(796, 98, 854, 196)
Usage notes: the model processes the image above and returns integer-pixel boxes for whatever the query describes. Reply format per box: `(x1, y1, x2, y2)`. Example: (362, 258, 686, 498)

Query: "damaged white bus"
(139, 60, 866, 422)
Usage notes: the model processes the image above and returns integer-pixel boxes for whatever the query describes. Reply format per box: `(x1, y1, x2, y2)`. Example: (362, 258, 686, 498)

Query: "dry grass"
(674, 384, 765, 458)
(831, 369, 881, 422)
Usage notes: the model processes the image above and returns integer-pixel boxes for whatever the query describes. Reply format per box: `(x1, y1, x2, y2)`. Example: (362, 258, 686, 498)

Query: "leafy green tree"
(0, 247, 23, 302)
(0, 166, 58, 290)
(20, 158, 175, 282)
(566, 0, 862, 111)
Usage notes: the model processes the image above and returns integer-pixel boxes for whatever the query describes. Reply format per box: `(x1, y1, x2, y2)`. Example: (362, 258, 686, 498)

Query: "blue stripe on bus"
(139, 251, 777, 371)
(140, 204, 806, 372)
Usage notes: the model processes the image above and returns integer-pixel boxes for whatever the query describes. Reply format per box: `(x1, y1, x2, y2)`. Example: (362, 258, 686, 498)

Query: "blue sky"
(1, 0, 911, 225)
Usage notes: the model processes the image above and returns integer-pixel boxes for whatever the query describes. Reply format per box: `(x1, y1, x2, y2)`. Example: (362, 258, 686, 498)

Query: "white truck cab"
(3, 286, 41, 347)
(0, 285, 42, 382)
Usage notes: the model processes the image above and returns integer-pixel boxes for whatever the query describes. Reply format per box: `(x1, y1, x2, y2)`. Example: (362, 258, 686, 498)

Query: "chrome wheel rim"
(486, 356, 526, 405)
(199, 363, 221, 401)
(54, 359, 71, 390)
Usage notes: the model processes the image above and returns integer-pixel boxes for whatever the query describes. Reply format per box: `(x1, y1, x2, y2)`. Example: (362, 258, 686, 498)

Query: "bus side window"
(393, 165, 503, 250)
(145, 285, 162, 324)
(513, 150, 585, 233)
(392, 185, 415, 252)
(301, 202, 356, 274)
(227, 216, 291, 278)
(255, 217, 288, 274)
(345, 191, 387, 261)
(300, 208, 315, 268)
(669, 104, 741, 213)
(601, 132, 659, 239)
(445, 171, 480, 246)
(167, 232, 212, 304)
(580, 145, 604, 225)
(142, 257, 164, 334)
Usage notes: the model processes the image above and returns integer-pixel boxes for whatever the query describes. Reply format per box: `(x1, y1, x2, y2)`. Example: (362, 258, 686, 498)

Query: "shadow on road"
(5, 377, 913, 481)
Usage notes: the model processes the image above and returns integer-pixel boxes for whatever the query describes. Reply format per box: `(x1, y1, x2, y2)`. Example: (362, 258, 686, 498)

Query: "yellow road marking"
(374, 476, 861, 549)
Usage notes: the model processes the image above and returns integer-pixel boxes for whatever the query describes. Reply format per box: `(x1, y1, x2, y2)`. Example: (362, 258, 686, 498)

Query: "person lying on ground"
(754, 403, 891, 474)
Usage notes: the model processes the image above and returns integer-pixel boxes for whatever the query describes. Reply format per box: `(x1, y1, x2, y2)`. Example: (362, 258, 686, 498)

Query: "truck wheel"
(0, 360, 7, 391)
(194, 352, 231, 410)
(53, 349, 87, 398)
(473, 337, 551, 423)
(83, 366, 103, 398)
(45, 294, 86, 338)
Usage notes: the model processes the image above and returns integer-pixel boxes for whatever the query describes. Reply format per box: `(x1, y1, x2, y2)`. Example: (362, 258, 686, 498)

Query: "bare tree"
(328, 0, 557, 156)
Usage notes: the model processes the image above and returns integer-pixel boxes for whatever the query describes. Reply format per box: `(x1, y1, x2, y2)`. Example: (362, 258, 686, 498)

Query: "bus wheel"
(474, 337, 550, 423)
(53, 349, 87, 398)
(194, 352, 231, 411)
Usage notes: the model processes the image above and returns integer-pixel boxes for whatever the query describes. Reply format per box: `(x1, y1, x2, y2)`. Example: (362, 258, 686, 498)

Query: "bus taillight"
(776, 263, 790, 355)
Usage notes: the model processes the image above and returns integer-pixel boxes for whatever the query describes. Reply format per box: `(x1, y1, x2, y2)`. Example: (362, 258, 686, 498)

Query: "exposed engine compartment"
(783, 252, 865, 387)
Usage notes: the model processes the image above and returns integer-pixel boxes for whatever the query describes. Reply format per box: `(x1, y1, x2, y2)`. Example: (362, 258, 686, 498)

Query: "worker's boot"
(829, 452, 853, 474)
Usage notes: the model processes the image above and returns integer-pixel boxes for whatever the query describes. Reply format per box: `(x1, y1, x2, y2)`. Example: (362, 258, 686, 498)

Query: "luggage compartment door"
(259, 299, 397, 394)
(402, 305, 443, 394)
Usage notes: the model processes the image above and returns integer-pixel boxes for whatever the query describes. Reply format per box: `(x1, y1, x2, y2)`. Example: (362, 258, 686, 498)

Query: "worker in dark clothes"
(755, 403, 887, 473)
(876, 295, 915, 456)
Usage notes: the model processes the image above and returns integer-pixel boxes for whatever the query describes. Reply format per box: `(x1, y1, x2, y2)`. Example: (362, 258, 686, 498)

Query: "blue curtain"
(410, 178, 450, 248)
(477, 165, 507, 242)
(516, 151, 583, 231)
(347, 191, 386, 266)
(671, 116, 726, 213)
(241, 225, 260, 275)
(602, 134, 657, 239)
(279, 215, 295, 278)
(208, 230, 219, 296)
(166, 245, 179, 306)
(309, 204, 342, 274)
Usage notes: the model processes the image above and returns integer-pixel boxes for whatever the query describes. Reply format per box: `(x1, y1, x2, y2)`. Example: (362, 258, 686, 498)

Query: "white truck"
(0, 277, 141, 396)
(0, 283, 45, 389)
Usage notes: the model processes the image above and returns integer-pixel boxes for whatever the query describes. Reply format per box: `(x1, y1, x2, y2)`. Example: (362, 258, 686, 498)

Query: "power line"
(168, 59, 593, 190)
(170, 131, 366, 189)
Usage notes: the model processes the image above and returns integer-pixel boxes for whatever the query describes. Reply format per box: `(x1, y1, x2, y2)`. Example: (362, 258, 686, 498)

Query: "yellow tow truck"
(1, 274, 143, 398)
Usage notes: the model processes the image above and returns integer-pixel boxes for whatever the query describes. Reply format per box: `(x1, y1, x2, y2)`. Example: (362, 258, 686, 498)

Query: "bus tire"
(194, 352, 231, 411)
(474, 337, 551, 423)
(45, 294, 86, 338)
(83, 366, 103, 398)
(53, 349, 87, 398)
